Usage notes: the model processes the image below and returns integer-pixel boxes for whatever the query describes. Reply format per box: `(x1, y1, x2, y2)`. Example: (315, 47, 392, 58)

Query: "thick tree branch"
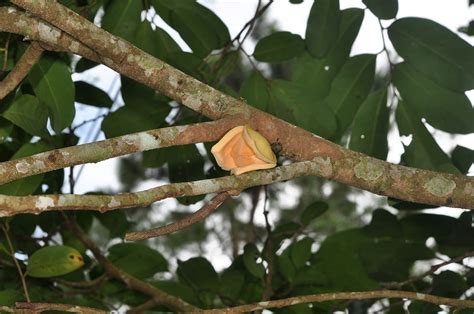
(201, 290, 474, 313)
(3, 1, 472, 210)
(0, 41, 43, 100)
(67, 219, 199, 312)
(0, 159, 333, 216)
(4, 302, 108, 314)
(0, 119, 241, 186)
(125, 191, 233, 241)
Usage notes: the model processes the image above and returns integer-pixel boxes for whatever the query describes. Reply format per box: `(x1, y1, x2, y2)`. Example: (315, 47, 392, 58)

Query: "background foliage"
(0, 0, 473, 312)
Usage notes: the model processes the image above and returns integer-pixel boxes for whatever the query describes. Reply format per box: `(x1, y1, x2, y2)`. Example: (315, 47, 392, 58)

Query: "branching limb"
(125, 191, 234, 241)
(0, 118, 241, 186)
(0, 41, 43, 100)
(66, 218, 200, 312)
(201, 290, 474, 313)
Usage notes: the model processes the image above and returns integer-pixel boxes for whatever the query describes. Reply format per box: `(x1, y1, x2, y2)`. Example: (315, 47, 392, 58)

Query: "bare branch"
(66, 219, 200, 312)
(10, 302, 108, 313)
(201, 290, 474, 313)
(0, 41, 43, 100)
(125, 191, 233, 241)
(0, 119, 241, 186)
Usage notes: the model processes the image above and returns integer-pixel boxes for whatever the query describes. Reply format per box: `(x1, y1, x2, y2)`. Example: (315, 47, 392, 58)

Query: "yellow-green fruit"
(27, 245, 84, 278)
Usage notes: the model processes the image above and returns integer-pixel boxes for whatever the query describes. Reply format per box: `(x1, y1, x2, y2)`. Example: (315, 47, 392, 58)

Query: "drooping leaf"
(242, 243, 265, 278)
(305, 0, 341, 58)
(301, 201, 329, 225)
(2, 94, 49, 137)
(349, 88, 389, 159)
(28, 56, 75, 133)
(451, 145, 474, 174)
(177, 257, 219, 292)
(0, 289, 22, 306)
(396, 101, 460, 174)
(270, 79, 338, 139)
(102, 0, 142, 42)
(253, 32, 305, 63)
(74, 81, 113, 108)
(108, 243, 167, 279)
(27, 246, 84, 278)
(388, 17, 474, 91)
(362, 0, 398, 19)
(239, 72, 269, 111)
(393, 62, 474, 134)
(326, 54, 376, 135)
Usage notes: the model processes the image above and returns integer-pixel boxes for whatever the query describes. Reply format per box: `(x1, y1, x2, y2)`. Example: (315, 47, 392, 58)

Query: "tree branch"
(0, 41, 43, 100)
(5, 302, 108, 314)
(125, 191, 233, 241)
(0, 118, 241, 186)
(3, 1, 473, 209)
(201, 290, 474, 313)
(66, 219, 200, 312)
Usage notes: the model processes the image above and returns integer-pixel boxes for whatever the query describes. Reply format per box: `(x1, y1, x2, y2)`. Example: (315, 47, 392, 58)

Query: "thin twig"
(1, 33, 11, 71)
(1, 223, 31, 302)
(55, 273, 108, 289)
(125, 191, 234, 241)
(261, 187, 275, 302)
(202, 290, 474, 313)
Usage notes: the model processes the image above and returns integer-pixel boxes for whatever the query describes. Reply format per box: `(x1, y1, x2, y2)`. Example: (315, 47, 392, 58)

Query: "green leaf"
(388, 17, 474, 91)
(102, 0, 142, 42)
(153, 0, 230, 57)
(101, 102, 170, 138)
(254, 32, 305, 63)
(131, 21, 181, 60)
(393, 62, 474, 134)
(108, 243, 167, 279)
(243, 243, 265, 278)
(301, 201, 329, 225)
(220, 269, 245, 300)
(349, 88, 389, 159)
(2, 94, 49, 137)
(75, 58, 99, 73)
(95, 211, 131, 238)
(396, 101, 460, 174)
(362, 0, 398, 19)
(239, 71, 269, 111)
(75, 81, 113, 108)
(0, 142, 52, 196)
(277, 248, 296, 282)
(0, 289, 22, 306)
(432, 271, 468, 298)
(290, 237, 313, 268)
(28, 56, 75, 133)
(326, 54, 376, 135)
(452, 146, 474, 174)
(27, 246, 84, 278)
(305, 0, 341, 58)
(177, 257, 219, 292)
(270, 79, 338, 139)
(0, 118, 13, 143)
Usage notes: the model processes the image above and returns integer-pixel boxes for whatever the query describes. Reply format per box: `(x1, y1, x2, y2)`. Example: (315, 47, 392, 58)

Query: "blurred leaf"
(95, 210, 131, 238)
(305, 0, 341, 57)
(432, 271, 468, 298)
(0, 118, 13, 143)
(301, 201, 329, 226)
(108, 243, 167, 279)
(293, 263, 328, 286)
(240, 71, 269, 111)
(220, 269, 245, 300)
(362, 0, 398, 19)
(277, 248, 296, 282)
(270, 79, 338, 139)
(102, 0, 142, 42)
(75, 81, 113, 108)
(0, 141, 52, 196)
(438, 212, 474, 257)
(27, 246, 84, 278)
(290, 237, 313, 268)
(101, 102, 170, 138)
(290, 0, 304, 3)
(326, 54, 376, 135)
(243, 243, 265, 278)
(393, 62, 474, 134)
(349, 88, 389, 159)
(254, 32, 305, 63)
(152, 0, 230, 57)
(396, 101, 460, 174)
(451, 145, 474, 174)
(2, 94, 49, 137)
(177, 257, 219, 292)
(0, 289, 22, 306)
(388, 17, 474, 91)
(28, 56, 75, 133)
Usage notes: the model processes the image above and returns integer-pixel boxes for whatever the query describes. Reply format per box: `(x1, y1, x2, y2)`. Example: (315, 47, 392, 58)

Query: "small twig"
(71, 113, 108, 131)
(1, 33, 11, 71)
(202, 290, 474, 313)
(383, 251, 474, 289)
(55, 273, 108, 289)
(1, 223, 31, 302)
(261, 187, 275, 302)
(12, 302, 108, 314)
(0, 41, 44, 100)
(125, 191, 235, 241)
